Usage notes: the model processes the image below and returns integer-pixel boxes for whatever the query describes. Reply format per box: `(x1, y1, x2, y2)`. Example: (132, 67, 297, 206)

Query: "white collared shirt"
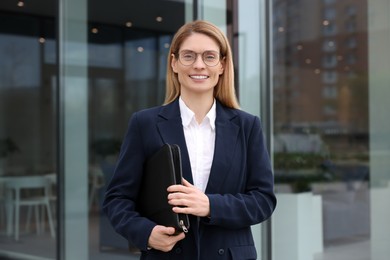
(179, 97, 216, 193)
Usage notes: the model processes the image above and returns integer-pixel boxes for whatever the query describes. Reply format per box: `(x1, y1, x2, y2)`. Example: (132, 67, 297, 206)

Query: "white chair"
(26, 173, 57, 234)
(0, 180, 6, 229)
(44, 173, 57, 216)
(4, 175, 55, 241)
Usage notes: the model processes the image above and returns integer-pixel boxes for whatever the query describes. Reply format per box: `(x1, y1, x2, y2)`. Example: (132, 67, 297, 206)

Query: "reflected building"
(273, 0, 368, 156)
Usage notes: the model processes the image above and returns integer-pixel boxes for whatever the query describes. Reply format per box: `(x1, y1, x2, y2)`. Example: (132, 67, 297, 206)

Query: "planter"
(272, 192, 323, 260)
(371, 181, 390, 260)
(274, 168, 329, 193)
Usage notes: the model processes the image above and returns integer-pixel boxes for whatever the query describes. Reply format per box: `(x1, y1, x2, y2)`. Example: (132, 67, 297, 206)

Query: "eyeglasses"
(177, 50, 221, 67)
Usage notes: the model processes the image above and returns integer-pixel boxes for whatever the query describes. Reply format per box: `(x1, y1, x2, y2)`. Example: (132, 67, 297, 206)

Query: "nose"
(193, 53, 206, 68)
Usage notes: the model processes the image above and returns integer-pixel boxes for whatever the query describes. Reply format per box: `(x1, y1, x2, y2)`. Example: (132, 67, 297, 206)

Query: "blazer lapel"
(156, 100, 194, 183)
(155, 100, 240, 191)
(206, 102, 240, 193)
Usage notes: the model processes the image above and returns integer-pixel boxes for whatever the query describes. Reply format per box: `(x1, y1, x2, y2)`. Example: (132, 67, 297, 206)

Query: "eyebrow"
(180, 49, 219, 53)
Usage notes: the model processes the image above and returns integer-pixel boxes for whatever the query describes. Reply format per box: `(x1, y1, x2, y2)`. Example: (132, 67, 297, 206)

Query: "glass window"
(272, 1, 390, 260)
(345, 5, 357, 16)
(0, 5, 57, 259)
(322, 70, 338, 84)
(322, 85, 338, 99)
(323, 22, 337, 36)
(322, 104, 337, 115)
(346, 36, 357, 48)
(346, 53, 357, 64)
(323, 7, 336, 20)
(322, 54, 338, 68)
(345, 19, 357, 32)
(322, 40, 337, 52)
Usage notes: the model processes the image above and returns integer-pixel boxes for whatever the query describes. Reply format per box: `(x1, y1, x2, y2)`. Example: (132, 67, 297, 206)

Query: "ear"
(171, 54, 178, 73)
(218, 57, 225, 75)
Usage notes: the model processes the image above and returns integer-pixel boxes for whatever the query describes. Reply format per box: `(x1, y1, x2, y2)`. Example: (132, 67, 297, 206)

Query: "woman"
(103, 20, 276, 260)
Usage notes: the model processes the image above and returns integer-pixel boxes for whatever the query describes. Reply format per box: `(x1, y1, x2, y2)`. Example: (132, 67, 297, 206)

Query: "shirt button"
(175, 247, 182, 254)
(218, 248, 225, 255)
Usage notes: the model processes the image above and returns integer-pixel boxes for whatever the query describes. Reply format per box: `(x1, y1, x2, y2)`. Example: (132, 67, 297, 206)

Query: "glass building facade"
(0, 0, 389, 259)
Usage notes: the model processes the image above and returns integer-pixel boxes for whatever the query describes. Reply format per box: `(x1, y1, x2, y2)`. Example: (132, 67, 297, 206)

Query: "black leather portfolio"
(138, 144, 190, 234)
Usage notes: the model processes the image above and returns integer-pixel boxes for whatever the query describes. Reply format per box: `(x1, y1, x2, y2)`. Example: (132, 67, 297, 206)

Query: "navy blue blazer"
(103, 99, 276, 260)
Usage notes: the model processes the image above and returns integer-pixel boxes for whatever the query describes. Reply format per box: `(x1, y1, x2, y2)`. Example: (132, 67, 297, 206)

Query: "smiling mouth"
(190, 75, 209, 79)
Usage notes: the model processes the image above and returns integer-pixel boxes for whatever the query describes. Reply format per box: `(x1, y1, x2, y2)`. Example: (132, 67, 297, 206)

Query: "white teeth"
(190, 75, 208, 79)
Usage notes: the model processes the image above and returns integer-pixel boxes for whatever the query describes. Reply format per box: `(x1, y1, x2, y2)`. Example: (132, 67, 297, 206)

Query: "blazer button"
(218, 248, 225, 255)
(175, 247, 182, 254)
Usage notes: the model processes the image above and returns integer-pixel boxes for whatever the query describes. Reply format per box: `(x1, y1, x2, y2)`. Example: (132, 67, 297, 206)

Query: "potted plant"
(274, 152, 331, 193)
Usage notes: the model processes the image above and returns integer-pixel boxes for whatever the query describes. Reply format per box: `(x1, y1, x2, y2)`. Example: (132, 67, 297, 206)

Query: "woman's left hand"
(167, 178, 210, 217)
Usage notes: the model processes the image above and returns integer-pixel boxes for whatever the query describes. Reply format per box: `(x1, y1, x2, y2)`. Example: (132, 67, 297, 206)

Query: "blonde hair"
(164, 20, 240, 109)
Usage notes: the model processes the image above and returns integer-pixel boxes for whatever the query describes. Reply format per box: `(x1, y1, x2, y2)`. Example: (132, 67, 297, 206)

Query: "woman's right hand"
(147, 225, 186, 252)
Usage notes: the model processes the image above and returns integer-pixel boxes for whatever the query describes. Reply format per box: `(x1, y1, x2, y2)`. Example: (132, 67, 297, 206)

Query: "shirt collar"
(179, 97, 194, 127)
(179, 97, 216, 130)
(207, 100, 216, 130)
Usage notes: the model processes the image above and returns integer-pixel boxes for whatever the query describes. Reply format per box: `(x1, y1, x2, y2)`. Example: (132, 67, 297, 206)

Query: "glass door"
(86, 1, 186, 259)
(0, 3, 58, 259)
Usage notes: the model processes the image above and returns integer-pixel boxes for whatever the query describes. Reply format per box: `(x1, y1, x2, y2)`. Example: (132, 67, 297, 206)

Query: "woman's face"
(171, 33, 224, 97)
